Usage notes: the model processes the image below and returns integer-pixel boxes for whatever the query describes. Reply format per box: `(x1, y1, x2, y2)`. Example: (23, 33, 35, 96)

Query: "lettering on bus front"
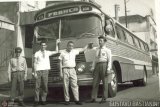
(46, 7, 79, 18)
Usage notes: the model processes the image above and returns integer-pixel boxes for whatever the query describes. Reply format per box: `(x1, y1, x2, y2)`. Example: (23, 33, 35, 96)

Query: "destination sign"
(81, 6, 92, 12)
(36, 5, 94, 21)
(37, 14, 44, 21)
(46, 7, 79, 18)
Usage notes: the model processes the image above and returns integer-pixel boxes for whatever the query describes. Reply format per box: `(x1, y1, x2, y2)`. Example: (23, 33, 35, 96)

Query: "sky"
(95, 0, 155, 18)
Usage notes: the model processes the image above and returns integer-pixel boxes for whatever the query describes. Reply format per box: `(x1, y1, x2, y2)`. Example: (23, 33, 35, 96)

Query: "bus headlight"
(76, 63, 86, 74)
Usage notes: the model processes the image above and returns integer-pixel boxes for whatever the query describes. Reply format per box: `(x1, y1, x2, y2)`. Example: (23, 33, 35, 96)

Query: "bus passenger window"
(124, 31, 134, 45)
(140, 41, 145, 51)
(144, 43, 149, 52)
(134, 38, 141, 49)
(116, 26, 126, 42)
(105, 20, 115, 37)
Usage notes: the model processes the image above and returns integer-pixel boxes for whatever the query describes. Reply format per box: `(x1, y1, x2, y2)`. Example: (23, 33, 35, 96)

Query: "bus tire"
(140, 67, 147, 86)
(133, 80, 139, 86)
(108, 65, 118, 97)
(133, 67, 147, 86)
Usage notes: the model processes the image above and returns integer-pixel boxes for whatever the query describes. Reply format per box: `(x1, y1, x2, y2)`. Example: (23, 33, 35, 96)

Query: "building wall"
(0, 2, 18, 51)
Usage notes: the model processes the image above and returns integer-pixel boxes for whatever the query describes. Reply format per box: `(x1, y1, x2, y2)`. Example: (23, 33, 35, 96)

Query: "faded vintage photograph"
(0, 0, 159, 107)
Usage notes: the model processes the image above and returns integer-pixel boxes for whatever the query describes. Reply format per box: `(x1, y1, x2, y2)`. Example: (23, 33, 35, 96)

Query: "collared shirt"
(34, 50, 57, 71)
(8, 56, 28, 76)
(59, 50, 79, 68)
(92, 46, 112, 71)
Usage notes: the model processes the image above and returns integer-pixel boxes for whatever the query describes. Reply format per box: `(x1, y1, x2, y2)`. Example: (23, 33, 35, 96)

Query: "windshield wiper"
(37, 32, 57, 40)
(77, 26, 100, 39)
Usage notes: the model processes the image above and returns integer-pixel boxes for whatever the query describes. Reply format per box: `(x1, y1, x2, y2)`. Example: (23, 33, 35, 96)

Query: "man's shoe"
(75, 101, 82, 105)
(99, 98, 106, 104)
(34, 102, 39, 106)
(41, 101, 47, 105)
(19, 101, 25, 106)
(64, 101, 70, 105)
(89, 99, 96, 103)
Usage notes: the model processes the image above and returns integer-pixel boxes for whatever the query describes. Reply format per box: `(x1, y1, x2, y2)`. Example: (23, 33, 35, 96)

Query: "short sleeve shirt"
(34, 50, 55, 71)
(59, 50, 79, 68)
(9, 57, 27, 72)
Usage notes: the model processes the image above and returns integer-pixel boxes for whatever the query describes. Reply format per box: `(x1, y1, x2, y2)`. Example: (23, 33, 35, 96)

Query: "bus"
(30, 1, 152, 97)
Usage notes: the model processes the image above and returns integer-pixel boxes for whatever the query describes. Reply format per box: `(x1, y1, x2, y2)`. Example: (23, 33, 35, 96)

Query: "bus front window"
(34, 19, 59, 40)
(34, 14, 102, 40)
(61, 14, 103, 38)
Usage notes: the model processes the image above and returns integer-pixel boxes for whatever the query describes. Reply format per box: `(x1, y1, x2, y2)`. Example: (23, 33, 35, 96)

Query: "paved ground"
(0, 75, 159, 107)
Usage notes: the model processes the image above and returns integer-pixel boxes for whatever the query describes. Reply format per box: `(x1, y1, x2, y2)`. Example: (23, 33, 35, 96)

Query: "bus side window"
(105, 20, 115, 37)
(139, 41, 145, 51)
(144, 43, 149, 52)
(134, 37, 141, 49)
(124, 31, 134, 45)
(116, 26, 122, 40)
(115, 26, 127, 42)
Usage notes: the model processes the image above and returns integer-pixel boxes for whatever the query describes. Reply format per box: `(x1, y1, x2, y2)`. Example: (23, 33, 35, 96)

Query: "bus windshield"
(34, 14, 103, 39)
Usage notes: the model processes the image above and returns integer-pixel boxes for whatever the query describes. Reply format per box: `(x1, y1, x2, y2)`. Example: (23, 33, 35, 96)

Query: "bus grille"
(49, 55, 61, 83)
(76, 52, 86, 63)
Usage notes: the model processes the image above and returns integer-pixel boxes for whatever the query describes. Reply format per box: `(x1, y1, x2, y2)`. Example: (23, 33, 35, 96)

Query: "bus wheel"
(140, 67, 147, 86)
(133, 80, 139, 86)
(108, 65, 118, 97)
(133, 68, 147, 86)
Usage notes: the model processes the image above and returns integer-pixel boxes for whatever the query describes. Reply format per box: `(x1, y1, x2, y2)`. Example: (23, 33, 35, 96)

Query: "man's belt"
(96, 61, 108, 64)
(63, 67, 75, 69)
(12, 70, 25, 73)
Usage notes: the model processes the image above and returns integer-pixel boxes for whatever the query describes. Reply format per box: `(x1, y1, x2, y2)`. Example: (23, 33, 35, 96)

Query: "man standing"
(59, 41, 88, 105)
(33, 40, 59, 106)
(90, 36, 112, 103)
(8, 47, 28, 106)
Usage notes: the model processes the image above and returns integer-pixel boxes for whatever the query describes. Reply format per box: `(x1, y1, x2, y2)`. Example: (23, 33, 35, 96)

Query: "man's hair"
(40, 40, 47, 45)
(98, 36, 107, 42)
(67, 41, 74, 45)
(15, 47, 22, 53)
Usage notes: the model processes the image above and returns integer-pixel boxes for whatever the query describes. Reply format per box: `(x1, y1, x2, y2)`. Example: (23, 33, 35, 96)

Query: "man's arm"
(24, 58, 28, 80)
(50, 39, 61, 55)
(107, 49, 112, 71)
(8, 60, 11, 82)
(59, 53, 63, 79)
(79, 45, 88, 53)
(59, 60, 63, 79)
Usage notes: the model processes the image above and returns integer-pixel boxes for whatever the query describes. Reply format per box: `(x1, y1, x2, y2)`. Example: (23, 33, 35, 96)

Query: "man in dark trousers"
(90, 36, 112, 103)
(8, 47, 28, 106)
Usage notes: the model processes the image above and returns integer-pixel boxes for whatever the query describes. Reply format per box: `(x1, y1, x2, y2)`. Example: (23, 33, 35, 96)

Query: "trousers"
(63, 68, 79, 101)
(91, 62, 108, 99)
(35, 70, 49, 102)
(10, 71, 25, 101)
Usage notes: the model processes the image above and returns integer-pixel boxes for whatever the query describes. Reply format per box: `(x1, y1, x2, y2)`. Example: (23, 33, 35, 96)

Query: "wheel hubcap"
(110, 72, 117, 91)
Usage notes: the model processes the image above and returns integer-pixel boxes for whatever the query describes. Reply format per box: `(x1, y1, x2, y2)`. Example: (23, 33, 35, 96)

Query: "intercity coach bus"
(29, 1, 152, 97)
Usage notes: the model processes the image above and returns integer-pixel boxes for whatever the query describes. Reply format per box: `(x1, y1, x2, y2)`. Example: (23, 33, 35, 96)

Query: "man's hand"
(56, 39, 61, 44)
(90, 67, 94, 72)
(8, 77, 11, 82)
(105, 69, 112, 76)
(24, 74, 27, 81)
(60, 72, 63, 79)
(88, 43, 93, 49)
(90, 67, 95, 76)
(32, 72, 38, 79)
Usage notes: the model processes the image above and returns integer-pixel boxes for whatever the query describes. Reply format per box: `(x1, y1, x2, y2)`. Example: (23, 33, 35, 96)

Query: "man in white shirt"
(33, 40, 59, 106)
(90, 36, 112, 103)
(59, 41, 88, 105)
